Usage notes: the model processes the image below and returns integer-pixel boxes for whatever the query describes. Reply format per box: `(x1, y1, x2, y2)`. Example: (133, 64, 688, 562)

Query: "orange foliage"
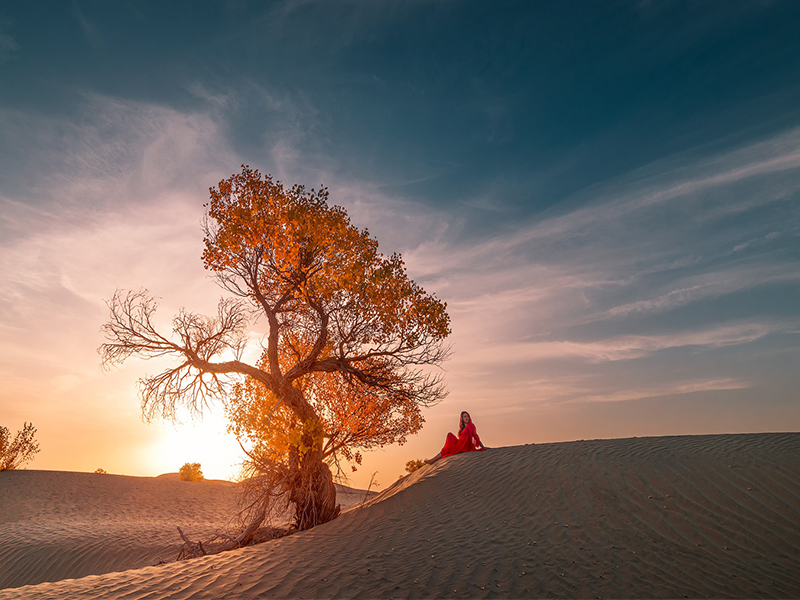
(204, 166, 450, 473)
(101, 165, 450, 528)
(405, 459, 425, 473)
(179, 462, 204, 482)
(227, 363, 425, 473)
(202, 166, 450, 374)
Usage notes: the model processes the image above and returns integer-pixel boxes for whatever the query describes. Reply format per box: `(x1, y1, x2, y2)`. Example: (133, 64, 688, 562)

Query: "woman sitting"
(425, 411, 486, 464)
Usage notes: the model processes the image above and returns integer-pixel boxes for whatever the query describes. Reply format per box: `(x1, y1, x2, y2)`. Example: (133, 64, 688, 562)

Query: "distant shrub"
(179, 462, 204, 482)
(95, 468, 107, 474)
(405, 459, 425, 474)
(0, 422, 40, 471)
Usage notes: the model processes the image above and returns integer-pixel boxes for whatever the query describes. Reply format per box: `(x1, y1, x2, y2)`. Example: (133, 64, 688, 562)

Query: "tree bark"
(286, 435, 340, 530)
(269, 382, 340, 529)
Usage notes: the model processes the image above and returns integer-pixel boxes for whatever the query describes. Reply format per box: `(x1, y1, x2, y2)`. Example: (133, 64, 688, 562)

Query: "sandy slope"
(2, 433, 800, 599)
(0, 470, 370, 591)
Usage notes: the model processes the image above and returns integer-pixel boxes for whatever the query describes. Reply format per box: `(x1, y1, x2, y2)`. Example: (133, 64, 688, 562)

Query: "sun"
(149, 404, 245, 481)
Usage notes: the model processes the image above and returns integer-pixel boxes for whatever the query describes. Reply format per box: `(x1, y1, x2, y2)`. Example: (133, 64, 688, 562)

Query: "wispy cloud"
(441, 125, 800, 262)
(0, 16, 18, 64)
(604, 263, 800, 318)
(0, 94, 242, 414)
(387, 126, 800, 416)
(539, 376, 752, 405)
(71, 2, 102, 51)
(0, 95, 237, 227)
(456, 321, 782, 366)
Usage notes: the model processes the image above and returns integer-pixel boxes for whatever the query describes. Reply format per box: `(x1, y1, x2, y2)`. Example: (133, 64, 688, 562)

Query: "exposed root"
(176, 526, 206, 560)
(175, 511, 294, 561)
(175, 441, 343, 562)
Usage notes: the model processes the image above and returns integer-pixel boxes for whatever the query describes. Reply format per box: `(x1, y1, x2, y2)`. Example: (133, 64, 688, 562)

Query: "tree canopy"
(101, 166, 450, 529)
(179, 462, 204, 482)
(0, 422, 40, 471)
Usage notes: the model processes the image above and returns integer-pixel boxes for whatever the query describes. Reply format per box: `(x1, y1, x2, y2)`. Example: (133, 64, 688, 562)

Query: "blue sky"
(1, 1, 799, 485)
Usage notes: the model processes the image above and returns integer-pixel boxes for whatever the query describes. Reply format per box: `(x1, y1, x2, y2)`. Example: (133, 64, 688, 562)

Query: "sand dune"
(2, 433, 800, 598)
(0, 470, 370, 591)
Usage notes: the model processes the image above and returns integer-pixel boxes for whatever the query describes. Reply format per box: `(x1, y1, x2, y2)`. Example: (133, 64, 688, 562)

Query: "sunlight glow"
(147, 405, 244, 481)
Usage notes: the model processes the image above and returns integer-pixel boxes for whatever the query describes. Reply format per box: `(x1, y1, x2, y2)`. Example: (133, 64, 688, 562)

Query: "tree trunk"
(287, 434, 340, 530)
(276, 383, 340, 530)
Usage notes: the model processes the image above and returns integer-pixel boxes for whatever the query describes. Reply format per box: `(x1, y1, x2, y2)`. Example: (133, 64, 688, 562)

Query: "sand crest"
(2, 432, 800, 598)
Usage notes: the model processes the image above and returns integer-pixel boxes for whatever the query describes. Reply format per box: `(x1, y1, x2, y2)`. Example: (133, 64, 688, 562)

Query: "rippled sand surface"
(2, 433, 799, 599)
(0, 470, 369, 592)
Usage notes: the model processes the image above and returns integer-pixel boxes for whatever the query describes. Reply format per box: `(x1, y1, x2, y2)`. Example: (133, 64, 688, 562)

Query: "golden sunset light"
(2, 2, 800, 598)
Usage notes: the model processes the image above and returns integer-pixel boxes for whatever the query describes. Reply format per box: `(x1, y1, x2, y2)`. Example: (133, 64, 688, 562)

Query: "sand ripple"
(0, 471, 240, 589)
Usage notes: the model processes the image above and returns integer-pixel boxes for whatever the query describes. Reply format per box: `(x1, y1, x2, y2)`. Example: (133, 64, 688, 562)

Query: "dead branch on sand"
(176, 526, 206, 559)
(176, 511, 293, 561)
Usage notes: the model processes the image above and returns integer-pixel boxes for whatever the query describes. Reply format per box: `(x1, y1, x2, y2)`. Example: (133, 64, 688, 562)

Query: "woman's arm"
(472, 424, 485, 449)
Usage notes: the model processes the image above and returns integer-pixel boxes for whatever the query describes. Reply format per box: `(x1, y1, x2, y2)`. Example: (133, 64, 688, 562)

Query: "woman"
(425, 411, 486, 464)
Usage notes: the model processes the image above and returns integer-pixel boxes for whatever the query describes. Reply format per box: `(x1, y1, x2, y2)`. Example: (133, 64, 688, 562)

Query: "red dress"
(440, 422, 485, 458)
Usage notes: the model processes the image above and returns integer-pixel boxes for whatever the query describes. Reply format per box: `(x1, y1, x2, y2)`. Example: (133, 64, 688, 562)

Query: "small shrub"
(405, 459, 425, 474)
(0, 422, 40, 471)
(179, 462, 204, 482)
(95, 468, 107, 474)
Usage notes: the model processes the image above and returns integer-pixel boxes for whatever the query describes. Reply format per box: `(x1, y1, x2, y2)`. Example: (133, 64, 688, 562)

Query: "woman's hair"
(459, 411, 471, 434)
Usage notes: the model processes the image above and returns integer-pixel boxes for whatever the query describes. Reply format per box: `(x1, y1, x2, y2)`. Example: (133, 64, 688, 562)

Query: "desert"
(2, 432, 799, 599)
(4, 3, 800, 599)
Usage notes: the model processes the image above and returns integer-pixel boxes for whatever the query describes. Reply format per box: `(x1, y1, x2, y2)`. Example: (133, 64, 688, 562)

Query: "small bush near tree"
(0, 422, 40, 471)
(405, 459, 425, 474)
(179, 462, 204, 482)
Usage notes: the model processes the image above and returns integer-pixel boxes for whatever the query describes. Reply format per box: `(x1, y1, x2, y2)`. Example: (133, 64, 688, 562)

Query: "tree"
(0, 422, 40, 471)
(405, 459, 425, 474)
(100, 166, 450, 530)
(179, 462, 204, 482)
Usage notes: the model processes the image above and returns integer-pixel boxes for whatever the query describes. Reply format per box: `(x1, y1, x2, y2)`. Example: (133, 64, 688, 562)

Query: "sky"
(1, 1, 799, 488)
